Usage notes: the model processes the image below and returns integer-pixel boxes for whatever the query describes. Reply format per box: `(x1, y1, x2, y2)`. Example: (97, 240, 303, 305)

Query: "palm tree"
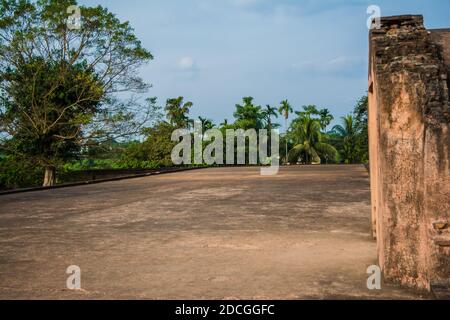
(296, 105, 334, 131)
(198, 116, 214, 132)
(353, 96, 369, 162)
(220, 119, 229, 128)
(319, 108, 334, 130)
(278, 100, 293, 164)
(332, 115, 359, 164)
(289, 114, 337, 165)
(165, 97, 193, 128)
(300, 105, 320, 116)
(262, 105, 279, 131)
(234, 97, 264, 130)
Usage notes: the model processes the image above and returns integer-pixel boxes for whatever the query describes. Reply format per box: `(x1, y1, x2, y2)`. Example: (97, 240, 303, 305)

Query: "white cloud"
(178, 56, 196, 70)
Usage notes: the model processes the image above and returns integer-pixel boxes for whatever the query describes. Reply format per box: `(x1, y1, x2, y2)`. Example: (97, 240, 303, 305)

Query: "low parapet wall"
(0, 167, 207, 196)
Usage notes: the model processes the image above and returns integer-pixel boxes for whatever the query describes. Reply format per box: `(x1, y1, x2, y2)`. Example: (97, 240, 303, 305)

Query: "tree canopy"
(288, 110, 337, 164)
(0, 0, 154, 185)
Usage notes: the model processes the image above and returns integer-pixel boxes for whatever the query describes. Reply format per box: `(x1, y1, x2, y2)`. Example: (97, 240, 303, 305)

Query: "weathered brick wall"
(369, 15, 450, 290)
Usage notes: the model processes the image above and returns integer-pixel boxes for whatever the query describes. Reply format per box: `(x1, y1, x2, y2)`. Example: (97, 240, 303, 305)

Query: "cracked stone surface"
(0, 166, 429, 299)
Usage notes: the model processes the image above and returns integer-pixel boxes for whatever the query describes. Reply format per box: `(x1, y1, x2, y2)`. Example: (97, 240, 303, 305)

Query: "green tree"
(198, 116, 214, 132)
(353, 96, 368, 162)
(165, 97, 193, 129)
(233, 97, 264, 130)
(296, 105, 334, 131)
(298, 105, 320, 117)
(319, 108, 334, 131)
(289, 114, 337, 165)
(0, 154, 44, 190)
(278, 100, 293, 164)
(0, 0, 154, 186)
(219, 119, 230, 128)
(332, 115, 360, 164)
(121, 122, 178, 168)
(261, 105, 279, 131)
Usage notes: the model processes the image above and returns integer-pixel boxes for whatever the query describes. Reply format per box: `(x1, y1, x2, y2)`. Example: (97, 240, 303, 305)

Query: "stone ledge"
(431, 284, 450, 300)
(0, 166, 208, 196)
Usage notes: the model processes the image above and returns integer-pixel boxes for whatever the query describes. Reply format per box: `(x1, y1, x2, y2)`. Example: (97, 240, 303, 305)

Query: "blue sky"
(81, 0, 450, 128)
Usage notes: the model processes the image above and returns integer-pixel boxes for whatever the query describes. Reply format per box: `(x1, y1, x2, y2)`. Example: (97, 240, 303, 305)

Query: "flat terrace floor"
(0, 165, 428, 299)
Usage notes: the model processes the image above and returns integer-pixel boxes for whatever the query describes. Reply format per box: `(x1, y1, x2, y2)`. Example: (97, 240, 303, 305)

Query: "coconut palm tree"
(332, 115, 359, 164)
(289, 114, 337, 165)
(198, 116, 214, 132)
(262, 105, 279, 131)
(220, 119, 229, 128)
(278, 100, 293, 164)
(319, 108, 334, 130)
(165, 97, 193, 128)
(296, 105, 334, 131)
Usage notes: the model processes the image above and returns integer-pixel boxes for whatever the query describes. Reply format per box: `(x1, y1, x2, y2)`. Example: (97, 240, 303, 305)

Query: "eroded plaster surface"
(369, 15, 450, 290)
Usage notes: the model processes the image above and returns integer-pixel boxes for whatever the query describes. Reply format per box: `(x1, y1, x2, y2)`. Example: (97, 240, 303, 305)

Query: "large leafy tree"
(2, 58, 103, 169)
(122, 121, 177, 168)
(288, 113, 337, 165)
(0, 0, 154, 186)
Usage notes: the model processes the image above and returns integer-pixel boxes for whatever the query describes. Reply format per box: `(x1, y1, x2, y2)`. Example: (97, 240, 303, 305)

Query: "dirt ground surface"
(0, 165, 429, 300)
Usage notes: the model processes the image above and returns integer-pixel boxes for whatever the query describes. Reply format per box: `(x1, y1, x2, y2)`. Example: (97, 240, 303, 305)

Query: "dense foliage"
(0, 0, 154, 186)
(0, 94, 369, 190)
(0, 1, 370, 190)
